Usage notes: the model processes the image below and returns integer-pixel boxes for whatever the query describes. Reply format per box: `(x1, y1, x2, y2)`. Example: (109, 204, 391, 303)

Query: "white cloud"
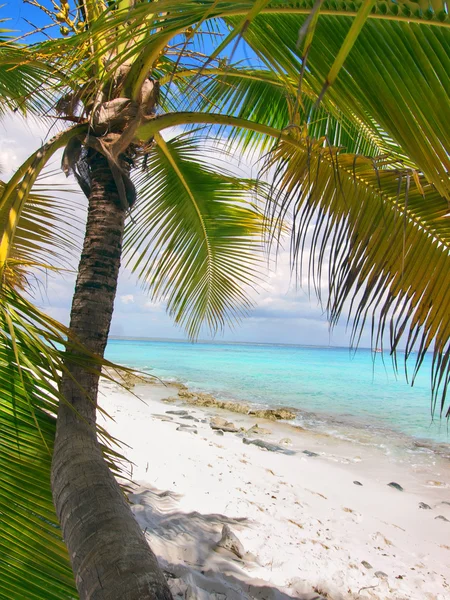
(120, 294, 135, 305)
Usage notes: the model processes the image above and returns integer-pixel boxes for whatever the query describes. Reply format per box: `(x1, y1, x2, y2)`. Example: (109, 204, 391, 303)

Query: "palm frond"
(177, 66, 400, 158)
(264, 132, 450, 415)
(0, 124, 88, 283)
(124, 133, 266, 338)
(0, 174, 83, 289)
(0, 39, 58, 116)
(234, 12, 450, 199)
(0, 286, 77, 600)
(0, 283, 130, 599)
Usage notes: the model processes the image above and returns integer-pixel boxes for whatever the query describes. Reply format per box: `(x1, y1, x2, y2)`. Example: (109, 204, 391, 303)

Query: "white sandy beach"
(98, 378, 450, 600)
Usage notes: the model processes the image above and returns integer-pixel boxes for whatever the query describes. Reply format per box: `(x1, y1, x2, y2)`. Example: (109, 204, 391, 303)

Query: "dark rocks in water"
(440, 501, 450, 506)
(166, 410, 189, 416)
(375, 571, 388, 580)
(388, 482, 404, 492)
(216, 524, 245, 559)
(243, 438, 295, 455)
(419, 502, 431, 510)
(353, 481, 363, 486)
(210, 416, 238, 433)
(215, 430, 224, 436)
(180, 414, 198, 421)
(303, 450, 319, 458)
(361, 560, 372, 570)
(435, 515, 450, 522)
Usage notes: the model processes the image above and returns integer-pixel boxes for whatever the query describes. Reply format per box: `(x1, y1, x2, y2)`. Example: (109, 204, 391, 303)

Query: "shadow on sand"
(129, 486, 326, 600)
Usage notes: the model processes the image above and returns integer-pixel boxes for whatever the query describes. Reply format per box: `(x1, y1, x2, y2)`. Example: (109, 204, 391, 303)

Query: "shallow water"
(105, 339, 449, 449)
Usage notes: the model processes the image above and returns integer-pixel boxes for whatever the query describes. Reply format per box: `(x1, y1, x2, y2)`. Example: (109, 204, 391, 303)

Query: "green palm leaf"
(231, 12, 450, 198)
(0, 286, 77, 600)
(0, 175, 82, 289)
(160, 67, 293, 152)
(125, 133, 266, 338)
(0, 38, 58, 116)
(0, 285, 128, 600)
(174, 66, 396, 157)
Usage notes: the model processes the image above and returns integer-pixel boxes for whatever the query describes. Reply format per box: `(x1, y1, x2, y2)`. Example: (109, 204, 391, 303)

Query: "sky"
(0, 1, 373, 347)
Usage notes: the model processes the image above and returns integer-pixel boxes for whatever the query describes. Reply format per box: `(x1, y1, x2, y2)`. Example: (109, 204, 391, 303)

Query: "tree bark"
(51, 150, 173, 600)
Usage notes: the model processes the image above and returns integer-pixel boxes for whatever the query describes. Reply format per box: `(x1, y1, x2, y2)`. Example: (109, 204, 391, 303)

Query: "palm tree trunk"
(51, 150, 173, 600)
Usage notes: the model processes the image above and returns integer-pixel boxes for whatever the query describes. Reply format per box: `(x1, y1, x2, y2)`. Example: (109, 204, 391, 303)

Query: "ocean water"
(105, 339, 449, 447)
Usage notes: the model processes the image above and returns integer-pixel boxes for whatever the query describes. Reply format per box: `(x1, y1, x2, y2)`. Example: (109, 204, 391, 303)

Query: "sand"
(98, 378, 450, 600)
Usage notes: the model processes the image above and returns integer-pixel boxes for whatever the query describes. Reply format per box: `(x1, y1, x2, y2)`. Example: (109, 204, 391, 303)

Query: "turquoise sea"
(105, 339, 449, 448)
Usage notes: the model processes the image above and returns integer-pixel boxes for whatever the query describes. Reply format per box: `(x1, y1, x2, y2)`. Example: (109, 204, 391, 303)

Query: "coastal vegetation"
(0, 1, 449, 599)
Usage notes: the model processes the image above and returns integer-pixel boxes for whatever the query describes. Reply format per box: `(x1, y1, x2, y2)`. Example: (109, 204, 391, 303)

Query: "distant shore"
(99, 375, 450, 600)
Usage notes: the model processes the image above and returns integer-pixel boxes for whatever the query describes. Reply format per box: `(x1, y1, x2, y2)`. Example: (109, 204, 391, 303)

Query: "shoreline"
(104, 340, 447, 448)
(114, 369, 450, 464)
(99, 375, 450, 600)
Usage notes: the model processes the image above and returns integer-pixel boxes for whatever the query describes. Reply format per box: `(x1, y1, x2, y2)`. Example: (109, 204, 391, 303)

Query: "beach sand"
(98, 377, 450, 600)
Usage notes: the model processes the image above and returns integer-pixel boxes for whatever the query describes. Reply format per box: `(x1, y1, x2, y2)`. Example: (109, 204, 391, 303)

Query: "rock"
(153, 414, 174, 422)
(246, 424, 271, 436)
(166, 409, 189, 416)
(435, 515, 450, 522)
(303, 450, 319, 457)
(119, 371, 157, 389)
(210, 416, 238, 433)
(215, 430, 224, 436)
(196, 392, 217, 402)
(210, 416, 228, 428)
(180, 414, 197, 420)
(375, 571, 388, 580)
(279, 438, 293, 446)
(223, 401, 251, 414)
(419, 502, 431, 509)
(215, 524, 244, 559)
(440, 501, 450, 506)
(248, 407, 296, 421)
(243, 438, 295, 455)
(176, 425, 197, 434)
(388, 482, 404, 492)
(353, 481, 363, 486)
(171, 382, 188, 391)
(182, 393, 251, 414)
(218, 424, 238, 433)
(361, 560, 372, 570)
(177, 390, 197, 399)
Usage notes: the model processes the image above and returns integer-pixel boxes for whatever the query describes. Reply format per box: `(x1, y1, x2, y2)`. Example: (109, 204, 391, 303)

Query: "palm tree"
(0, 1, 448, 599)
